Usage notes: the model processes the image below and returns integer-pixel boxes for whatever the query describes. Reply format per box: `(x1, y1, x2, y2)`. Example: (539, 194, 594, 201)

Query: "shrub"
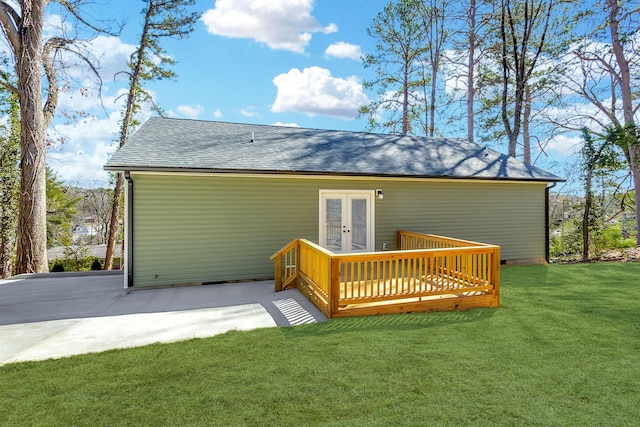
(50, 262, 65, 272)
(549, 218, 583, 260)
(601, 224, 636, 249)
(90, 258, 103, 270)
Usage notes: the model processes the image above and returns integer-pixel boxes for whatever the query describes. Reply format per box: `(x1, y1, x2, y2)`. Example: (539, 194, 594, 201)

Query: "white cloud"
(47, 101, 156, 187)
(545, 134, 583, 157)
(48, 140, 118, 187)
(271, 66, 368, 119)
(325, 42, 362, 60)
(213, 109, 223, 118)
(50, 114, 120, 149)
(47, 114, 122, 187)
(176, 105, 204, 119)
(240, 107, 258, 117)
(201, 0, 337, 53)
(272, 122, 300, 127)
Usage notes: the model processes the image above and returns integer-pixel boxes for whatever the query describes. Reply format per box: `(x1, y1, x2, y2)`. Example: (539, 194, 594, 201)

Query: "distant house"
(104, 117, 562, 288)
(72, 217, 98, 243)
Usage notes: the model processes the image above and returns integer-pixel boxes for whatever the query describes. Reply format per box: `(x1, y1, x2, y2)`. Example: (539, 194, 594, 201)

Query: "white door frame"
(319, 190, 375, 253)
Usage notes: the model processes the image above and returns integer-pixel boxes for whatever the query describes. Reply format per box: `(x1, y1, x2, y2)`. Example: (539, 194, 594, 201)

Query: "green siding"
(131, 173, 547, 287)
(373, 180, 546, 259)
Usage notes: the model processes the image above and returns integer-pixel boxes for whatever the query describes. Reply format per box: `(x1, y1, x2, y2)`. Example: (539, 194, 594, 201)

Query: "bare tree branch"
(0, 78, 19, 94)
(51, 0, 121, 36)
(0, 2, 21, 58)
(42, 36, 70, 127)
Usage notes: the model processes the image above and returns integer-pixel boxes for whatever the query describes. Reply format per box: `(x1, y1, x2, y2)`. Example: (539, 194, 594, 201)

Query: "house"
(104, 117, 563, 289)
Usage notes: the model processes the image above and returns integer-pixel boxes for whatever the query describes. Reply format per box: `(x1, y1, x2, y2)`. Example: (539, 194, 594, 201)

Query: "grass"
(2, 262, 640, 426)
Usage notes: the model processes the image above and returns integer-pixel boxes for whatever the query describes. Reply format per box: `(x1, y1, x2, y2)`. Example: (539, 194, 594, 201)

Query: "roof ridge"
(145, 116, 472, 144)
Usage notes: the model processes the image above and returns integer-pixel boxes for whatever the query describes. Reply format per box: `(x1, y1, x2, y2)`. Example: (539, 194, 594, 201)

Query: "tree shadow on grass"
(280, 306, 498, 339)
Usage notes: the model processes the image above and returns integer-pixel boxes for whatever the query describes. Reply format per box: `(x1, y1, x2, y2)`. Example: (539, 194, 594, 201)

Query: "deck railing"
(271, 231, 500, 318)
(398, 230, 487, 249)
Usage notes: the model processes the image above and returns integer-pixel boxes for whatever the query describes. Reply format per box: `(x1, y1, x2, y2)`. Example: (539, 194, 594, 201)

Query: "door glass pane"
(325, 198, 342, 252)
(351, 198, 367, 251)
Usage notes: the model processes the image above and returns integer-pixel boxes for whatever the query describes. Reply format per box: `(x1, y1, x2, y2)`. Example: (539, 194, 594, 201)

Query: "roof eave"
(103, 165, 565, 183)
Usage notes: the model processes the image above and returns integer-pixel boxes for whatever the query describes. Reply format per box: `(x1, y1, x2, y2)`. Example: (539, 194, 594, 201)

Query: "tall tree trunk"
(582, 169, 593, 262)
(607, 0, 640, 246)
(15, 0, 48, 274)
(426, 5, 438, 138)
(104, 3, 153, 270)
(500, 0, 553, 159)
(500, 0, 519, 157)
(103, 172, 122, 270)
(466, 0, 476, 144)
(402, 67, 410, 135)
(523, 84, 532, 163)
(429, 63, 437, 137)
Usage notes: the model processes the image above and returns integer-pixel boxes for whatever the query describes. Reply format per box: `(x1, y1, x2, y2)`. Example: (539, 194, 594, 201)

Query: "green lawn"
(2, 263, 639, 426)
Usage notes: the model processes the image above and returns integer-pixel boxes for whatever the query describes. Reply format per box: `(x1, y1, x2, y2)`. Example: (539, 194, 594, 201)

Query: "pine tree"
(104, 0, 199, 271)
(359, 0, 428, 136)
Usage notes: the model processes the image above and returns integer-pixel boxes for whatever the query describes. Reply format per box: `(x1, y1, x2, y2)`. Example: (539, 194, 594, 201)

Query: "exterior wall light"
(376, 189, 384, 201)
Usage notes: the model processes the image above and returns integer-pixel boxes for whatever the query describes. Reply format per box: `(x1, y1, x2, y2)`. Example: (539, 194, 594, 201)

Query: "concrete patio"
(0, 271, 326, 364)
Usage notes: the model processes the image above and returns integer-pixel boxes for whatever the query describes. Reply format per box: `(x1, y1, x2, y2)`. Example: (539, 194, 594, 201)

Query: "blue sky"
(46, 0, 395, 186)
(42, 0, 596, 188)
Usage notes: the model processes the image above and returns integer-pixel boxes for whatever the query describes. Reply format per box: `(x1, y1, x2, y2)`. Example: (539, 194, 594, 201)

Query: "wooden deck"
(271, 231, 500, 318)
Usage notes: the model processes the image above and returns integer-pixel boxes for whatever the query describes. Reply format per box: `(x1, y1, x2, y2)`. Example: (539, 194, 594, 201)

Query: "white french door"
(319, 191, 374, 253)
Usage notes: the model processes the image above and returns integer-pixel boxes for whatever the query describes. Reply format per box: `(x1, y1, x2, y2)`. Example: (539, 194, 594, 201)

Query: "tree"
(0, 0, 49, 274)
(0, 88, 19, 278)
(441, 0, 498, 144)
(46, 168, 80, 248)
(104, 0, 198, 270)
(606, 0, 640, 246)
(498, 0, 555, 161)
(460, 0, 488, 144)
(360, 0, 428, 135)
(416, 0, 451, 137)
(0, 1, 118, 274)
(580, 127, 624, 261)
(71, 187, 114, 245)
(470, 0, 575, 163)
(554, 0, 640, 245)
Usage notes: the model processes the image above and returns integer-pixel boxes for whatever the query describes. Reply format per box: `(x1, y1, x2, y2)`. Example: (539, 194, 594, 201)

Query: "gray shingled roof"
(104, 117, 563, 182)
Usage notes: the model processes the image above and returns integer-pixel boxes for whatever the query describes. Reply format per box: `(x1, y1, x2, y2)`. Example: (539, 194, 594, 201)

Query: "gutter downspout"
(125, 172, 134, 288)
(546, 182, 557, 263)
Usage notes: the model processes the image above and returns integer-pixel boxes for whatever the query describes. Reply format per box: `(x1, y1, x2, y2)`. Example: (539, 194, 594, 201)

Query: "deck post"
(295, 241, 301, 282)
(492, 246, 501, 306)
(274, 254, 283, 291)
(330, 257, 341, 318)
